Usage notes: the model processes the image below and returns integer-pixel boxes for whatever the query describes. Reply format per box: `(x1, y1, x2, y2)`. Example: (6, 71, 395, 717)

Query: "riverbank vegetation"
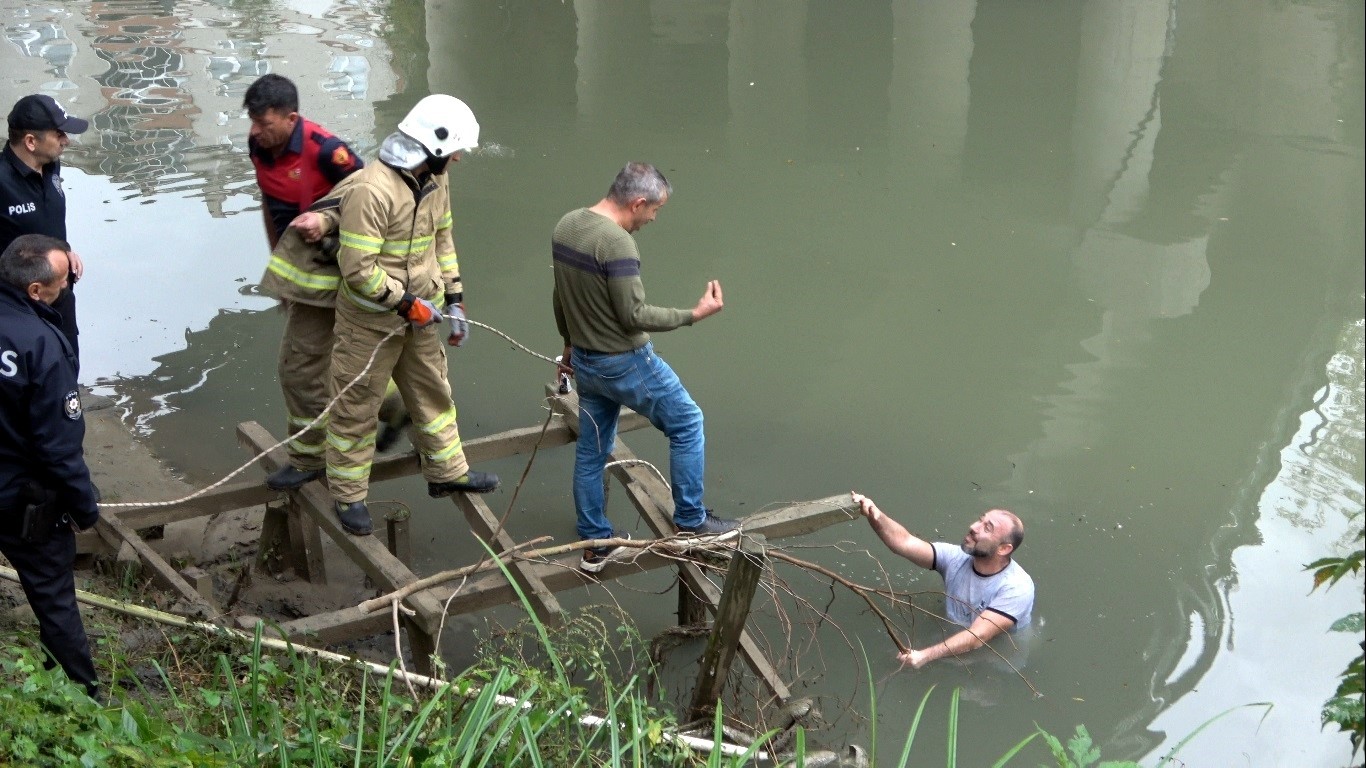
(1306, 515, 1365, 766)
(0, 590, 1290, 767)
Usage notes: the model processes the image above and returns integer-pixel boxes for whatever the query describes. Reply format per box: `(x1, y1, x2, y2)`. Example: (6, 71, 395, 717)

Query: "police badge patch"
(64, 390, 82, 420)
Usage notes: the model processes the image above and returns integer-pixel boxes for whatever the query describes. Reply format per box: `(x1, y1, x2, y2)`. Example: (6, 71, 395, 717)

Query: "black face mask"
(425, 151, 451, 175)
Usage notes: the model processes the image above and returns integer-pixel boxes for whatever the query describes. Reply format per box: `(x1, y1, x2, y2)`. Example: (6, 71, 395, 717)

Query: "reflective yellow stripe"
(327, 430, 377, 452)
(355, 268, 387, 299)
(288, 414, 326, 428)
(437, 252, 459, 271)
(427, 437, 464, 463)
(379, 235, 434, 256)
(267, 257, 341, 291)
(417, 406, 457, 435)
(289, 439, 326, 456)
(326, 463, 371, 481)
(339, 230, 382, 253)
(437, 211, 452, 229)
(340, 279, 390, 313)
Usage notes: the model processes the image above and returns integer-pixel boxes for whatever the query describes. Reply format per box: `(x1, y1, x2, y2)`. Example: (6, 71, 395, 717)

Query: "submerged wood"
(689, 533, 769, 720)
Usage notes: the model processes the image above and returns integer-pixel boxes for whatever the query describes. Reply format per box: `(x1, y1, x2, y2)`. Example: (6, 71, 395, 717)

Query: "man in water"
(851, 491, 1035, 668)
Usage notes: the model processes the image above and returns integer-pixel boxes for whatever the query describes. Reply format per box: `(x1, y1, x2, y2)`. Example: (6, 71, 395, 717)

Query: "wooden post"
(256, 503, 290, 575)
(405, 619, 437, 677)
(285, 494, 327, 584)
(179, 566, 215, 603)
(384, 507, 412, 568)
(688, 533, 767, 721)
(677, 574, 707, 626)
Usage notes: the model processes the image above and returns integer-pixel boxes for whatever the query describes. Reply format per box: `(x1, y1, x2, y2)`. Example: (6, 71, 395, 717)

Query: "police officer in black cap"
(0, 233, 100, 698)
(1, 94, 90, 361)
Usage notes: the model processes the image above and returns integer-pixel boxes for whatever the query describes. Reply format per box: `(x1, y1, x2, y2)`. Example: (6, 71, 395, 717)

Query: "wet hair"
(243, 74, 299, 117)
(0, 233, 67, 290)
(606, 162, 671, 205)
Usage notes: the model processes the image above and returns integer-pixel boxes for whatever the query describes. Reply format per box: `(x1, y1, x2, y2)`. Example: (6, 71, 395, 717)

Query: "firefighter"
(318, 95, 499, 535)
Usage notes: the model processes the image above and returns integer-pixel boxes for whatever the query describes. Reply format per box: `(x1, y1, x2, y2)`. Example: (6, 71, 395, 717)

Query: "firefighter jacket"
(0, 283, 98, 527)
(258, 202, 343, 308)
(328, 160, 462, 331)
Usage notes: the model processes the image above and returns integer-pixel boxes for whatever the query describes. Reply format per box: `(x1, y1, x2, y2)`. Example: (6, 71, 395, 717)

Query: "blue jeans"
(572, 343, 706, 540)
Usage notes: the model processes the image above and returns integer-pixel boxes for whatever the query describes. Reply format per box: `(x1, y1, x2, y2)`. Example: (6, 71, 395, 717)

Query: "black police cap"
(7, 94, 89, 134)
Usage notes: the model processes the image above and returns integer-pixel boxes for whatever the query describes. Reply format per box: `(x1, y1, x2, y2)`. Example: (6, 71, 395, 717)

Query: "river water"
(3, 1, 1362, 764)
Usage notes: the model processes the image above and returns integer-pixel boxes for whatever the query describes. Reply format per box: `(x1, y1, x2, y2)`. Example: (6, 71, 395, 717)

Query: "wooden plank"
(95, 514, 217, 617)
(385, 510, 412, 568)
(113, 478, 279, 530)
(236, 421, 445, 636)
(546, 388, 792, 702)
(368, 411, 651, 484)
(690, 534, 768, 720)
(448, 493, 563, 626)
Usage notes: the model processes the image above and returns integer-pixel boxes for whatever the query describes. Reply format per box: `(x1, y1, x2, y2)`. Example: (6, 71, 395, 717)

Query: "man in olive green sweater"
(552, 162, 738, 573)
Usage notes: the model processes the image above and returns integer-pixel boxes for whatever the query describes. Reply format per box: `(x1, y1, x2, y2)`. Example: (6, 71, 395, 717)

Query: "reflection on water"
(4, 0, 395, 212)
(2, 0, 1363, 763)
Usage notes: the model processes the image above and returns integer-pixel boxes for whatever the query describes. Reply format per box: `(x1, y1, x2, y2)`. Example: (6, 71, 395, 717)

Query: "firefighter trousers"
(325, 314, 469, 503)
(278, 301, 405, 472)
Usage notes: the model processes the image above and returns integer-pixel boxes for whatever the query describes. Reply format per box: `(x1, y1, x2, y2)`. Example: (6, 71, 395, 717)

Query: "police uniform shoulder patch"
(332, 146, 353, 169)
(64, 389, 82, 420)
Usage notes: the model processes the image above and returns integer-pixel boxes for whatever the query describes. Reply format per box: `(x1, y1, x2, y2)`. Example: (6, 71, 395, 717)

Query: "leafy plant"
(1307, 520, 1366, 764)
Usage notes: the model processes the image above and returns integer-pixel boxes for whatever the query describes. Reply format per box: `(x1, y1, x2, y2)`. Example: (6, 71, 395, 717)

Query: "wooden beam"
(447, 493, 563, 626)
(95, 514, 217, 618)
(236, 421, 445, 636)
(367, 410, 650, 484)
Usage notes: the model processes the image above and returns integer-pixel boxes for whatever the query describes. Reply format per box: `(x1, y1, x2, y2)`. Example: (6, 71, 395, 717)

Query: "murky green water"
(4, 0, 1362, 763)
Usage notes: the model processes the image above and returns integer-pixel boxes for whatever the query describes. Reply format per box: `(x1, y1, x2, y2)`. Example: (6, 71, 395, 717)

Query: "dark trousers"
(0, 524, 98, 697)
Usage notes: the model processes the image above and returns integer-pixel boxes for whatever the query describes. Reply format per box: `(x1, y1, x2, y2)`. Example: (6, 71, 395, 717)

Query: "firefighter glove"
(397, 294, 441, 328)
(447, 303, 469, 347)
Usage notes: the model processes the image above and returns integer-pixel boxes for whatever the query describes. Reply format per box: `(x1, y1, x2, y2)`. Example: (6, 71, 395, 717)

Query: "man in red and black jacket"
(246, 74, 362, 249)
(246, 74, 367, 491)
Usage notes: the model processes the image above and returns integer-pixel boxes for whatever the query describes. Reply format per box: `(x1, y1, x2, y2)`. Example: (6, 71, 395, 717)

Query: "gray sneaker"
(677, 510, 740, 538)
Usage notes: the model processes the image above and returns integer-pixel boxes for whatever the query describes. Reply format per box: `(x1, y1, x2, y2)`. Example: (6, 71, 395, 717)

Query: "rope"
(102, 316, 554, 510)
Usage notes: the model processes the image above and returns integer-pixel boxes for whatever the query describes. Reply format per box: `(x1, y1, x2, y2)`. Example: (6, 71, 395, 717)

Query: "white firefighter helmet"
(397, 94, 479, 158)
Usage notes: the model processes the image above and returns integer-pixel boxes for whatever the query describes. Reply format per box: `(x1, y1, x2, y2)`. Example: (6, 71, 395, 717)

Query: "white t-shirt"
(932, 542, 1034, 630)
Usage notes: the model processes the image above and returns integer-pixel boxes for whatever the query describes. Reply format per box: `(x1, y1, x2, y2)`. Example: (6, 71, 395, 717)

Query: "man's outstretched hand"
(691, 280, 724, 322)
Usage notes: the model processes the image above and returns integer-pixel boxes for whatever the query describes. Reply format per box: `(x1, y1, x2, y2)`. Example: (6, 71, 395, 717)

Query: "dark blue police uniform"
(0, 281, 99, 696)
(0, 143, 79, 358)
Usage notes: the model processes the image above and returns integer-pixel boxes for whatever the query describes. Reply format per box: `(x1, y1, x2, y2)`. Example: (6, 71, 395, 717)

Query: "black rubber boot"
(334, 500, 373, 536)
(427, 470, 500, 497)
(266, 465, 324, 491)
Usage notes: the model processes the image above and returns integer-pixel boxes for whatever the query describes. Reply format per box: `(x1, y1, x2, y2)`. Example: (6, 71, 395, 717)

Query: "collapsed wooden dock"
(76, 387, 857, 711)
